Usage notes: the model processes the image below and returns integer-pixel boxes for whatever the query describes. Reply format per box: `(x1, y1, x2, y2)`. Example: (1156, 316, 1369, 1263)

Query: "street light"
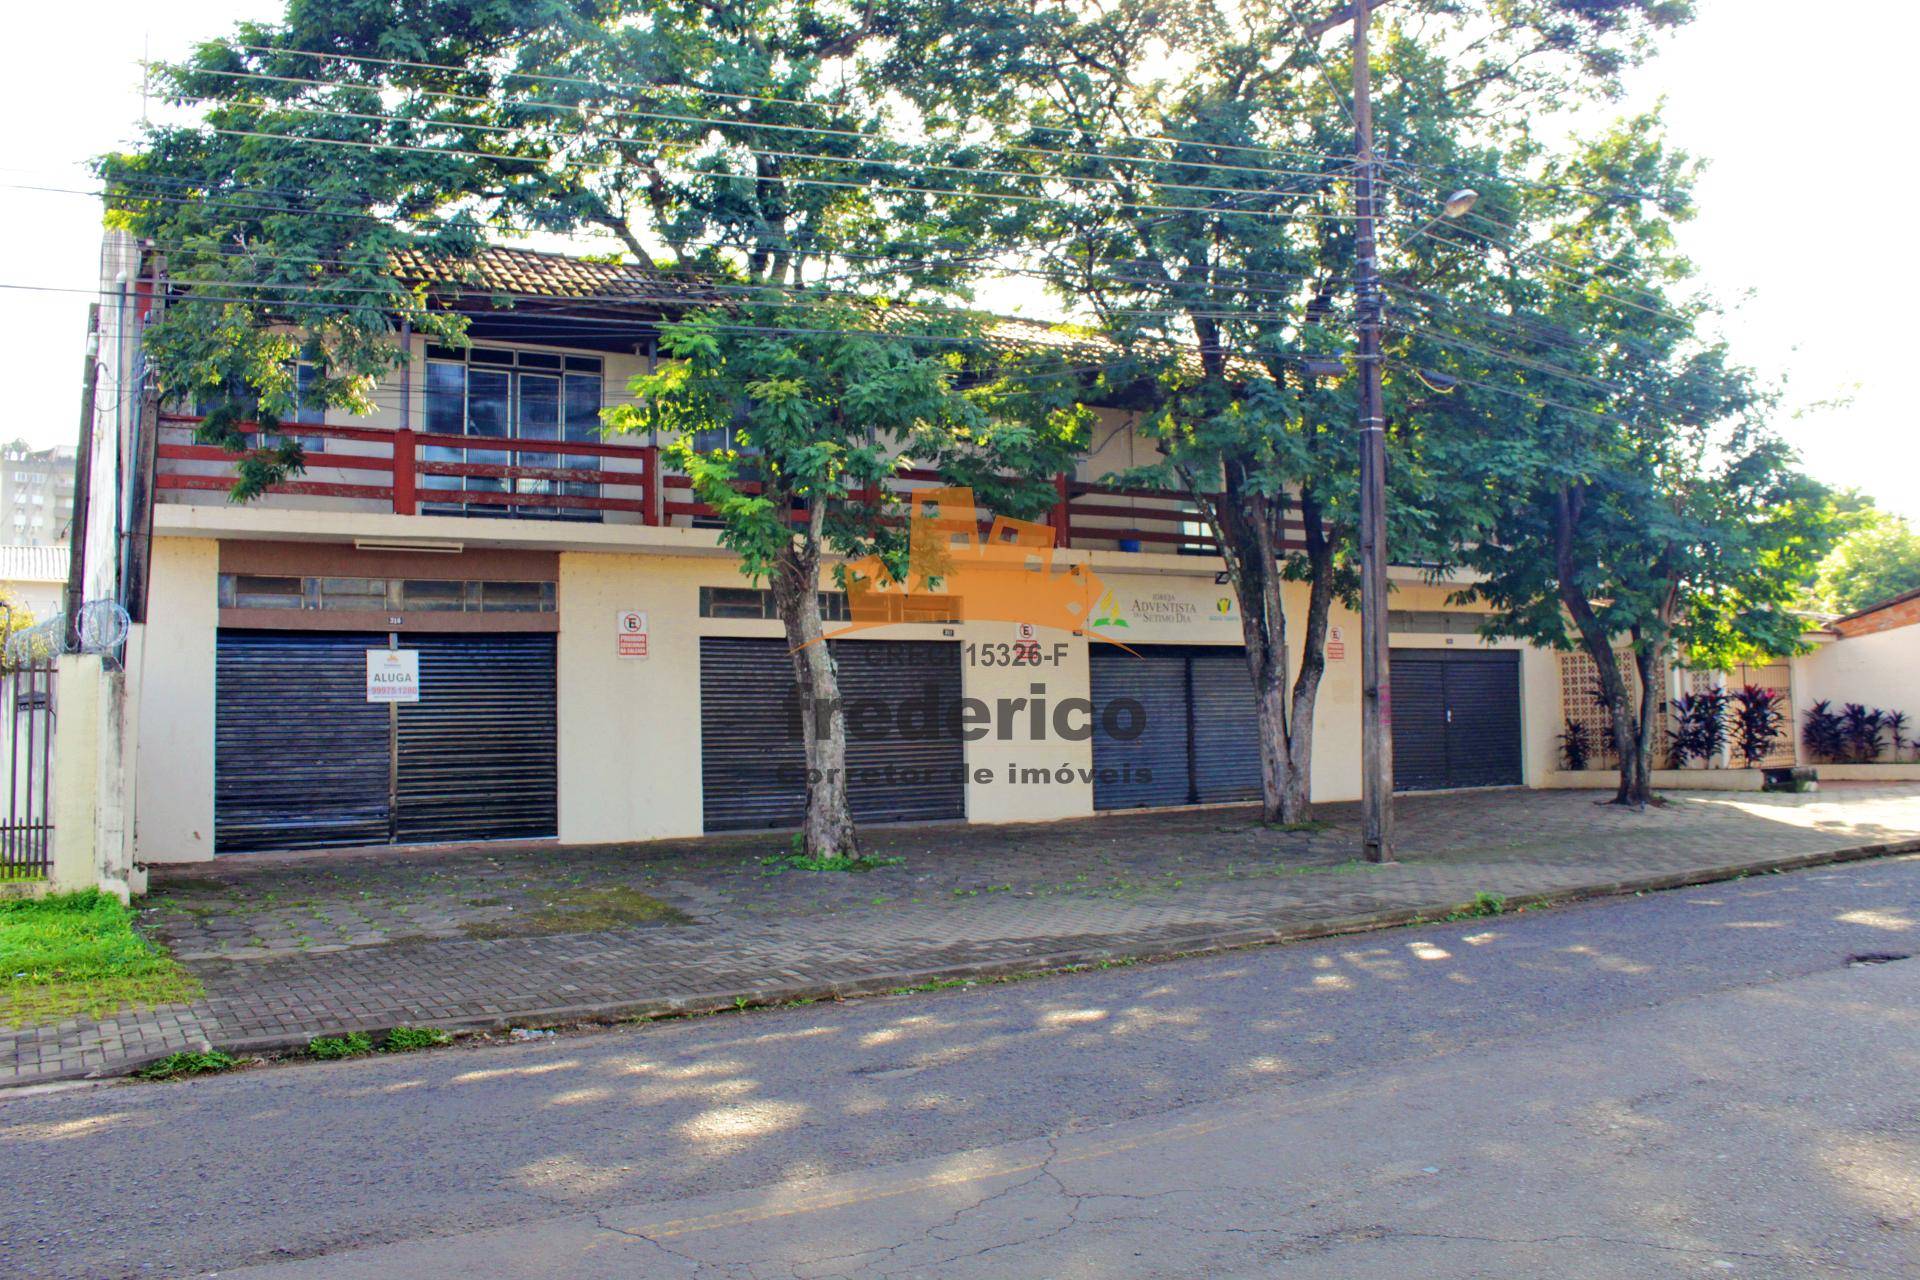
(1412, 189, 1480, 238)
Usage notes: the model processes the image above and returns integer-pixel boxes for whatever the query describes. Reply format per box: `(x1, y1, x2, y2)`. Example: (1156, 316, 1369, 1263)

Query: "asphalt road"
(3, 858, 1919, 1278)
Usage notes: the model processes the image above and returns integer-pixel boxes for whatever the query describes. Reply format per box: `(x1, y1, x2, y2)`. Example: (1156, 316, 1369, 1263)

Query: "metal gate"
(1, 658, 55, 880)
(1390, 649, 1523, 791)
(699, 637, 966, 832)
(215, 631, 557, 852)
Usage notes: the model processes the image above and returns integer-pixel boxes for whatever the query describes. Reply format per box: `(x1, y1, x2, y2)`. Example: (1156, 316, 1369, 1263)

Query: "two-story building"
(71, 232, 1564, 889)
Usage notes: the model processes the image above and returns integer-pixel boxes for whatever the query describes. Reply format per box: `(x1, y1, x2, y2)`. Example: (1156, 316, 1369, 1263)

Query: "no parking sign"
(617, 610, 649, 658)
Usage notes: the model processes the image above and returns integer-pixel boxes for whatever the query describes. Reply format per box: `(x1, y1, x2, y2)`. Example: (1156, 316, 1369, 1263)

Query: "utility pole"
(1311, 0, 1394, 861)
(65, 305, 101, 654)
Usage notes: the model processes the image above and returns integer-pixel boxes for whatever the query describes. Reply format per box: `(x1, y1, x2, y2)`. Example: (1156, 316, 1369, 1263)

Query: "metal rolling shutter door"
(394, 634, 557, 844)
(215, 631, 391, 852)
(699, 638, 967, 832)
(1188, 649, 1264, 804)
(837, 641, 966, 824)
(700, 637, 808, 832)
(1442, 652, 1523, 788)
(1389, 653, 1450, 791)
(1090, 647, 1192, 809)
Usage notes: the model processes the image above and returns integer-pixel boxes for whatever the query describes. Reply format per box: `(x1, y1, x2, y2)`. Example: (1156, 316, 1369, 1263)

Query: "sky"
(2, 0, 1912, 517)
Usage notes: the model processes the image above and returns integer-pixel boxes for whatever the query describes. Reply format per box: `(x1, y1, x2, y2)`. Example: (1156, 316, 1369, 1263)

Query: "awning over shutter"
(699, 637, 966, 832)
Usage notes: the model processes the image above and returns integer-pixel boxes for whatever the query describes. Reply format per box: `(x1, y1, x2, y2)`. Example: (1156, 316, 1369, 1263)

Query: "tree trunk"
(1553, 485, 1651, 808)
(1626, 632, 1665, 808)
(1211, 461, 1330, 825)
(1283, 492, 1336, 823)
(773, 504, 858, 857)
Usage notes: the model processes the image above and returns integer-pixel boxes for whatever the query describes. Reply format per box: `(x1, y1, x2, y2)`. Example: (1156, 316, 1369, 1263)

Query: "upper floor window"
(422, 346, 605, 518)
(192, 361, 324, 450)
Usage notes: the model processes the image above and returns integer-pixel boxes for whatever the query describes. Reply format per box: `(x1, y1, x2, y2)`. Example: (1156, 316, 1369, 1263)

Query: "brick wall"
(1831, 593, 1920, 638)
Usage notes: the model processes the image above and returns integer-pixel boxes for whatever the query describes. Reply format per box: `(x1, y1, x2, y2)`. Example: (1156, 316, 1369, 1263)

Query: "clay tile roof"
(385, 245, 1252, 377)
(387, 244, 711, 306)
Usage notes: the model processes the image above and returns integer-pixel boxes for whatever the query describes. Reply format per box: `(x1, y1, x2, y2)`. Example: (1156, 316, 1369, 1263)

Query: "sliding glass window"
(422, 347, 604, 518)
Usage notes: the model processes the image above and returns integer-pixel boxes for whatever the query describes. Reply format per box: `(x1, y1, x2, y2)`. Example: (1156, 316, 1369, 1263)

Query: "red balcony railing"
(157, 413, 658, 519)
(157, 414, 1302, 554)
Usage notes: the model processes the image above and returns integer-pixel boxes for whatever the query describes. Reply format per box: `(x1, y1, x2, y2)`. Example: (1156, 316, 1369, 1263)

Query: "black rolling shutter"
(838, 641, 967, 824)
(700, 638, 808, 832)
(1391, 649, 1522, 791)
(215, 631, 391, 852)
(1090, 647, 1192, 809)
(699, 637, 966, 832)
(394, 634, 557, 844)
(1389, 653, 1450, 791)
(1440, 652, 1523, 788)
(1188, 650, 1264, 804)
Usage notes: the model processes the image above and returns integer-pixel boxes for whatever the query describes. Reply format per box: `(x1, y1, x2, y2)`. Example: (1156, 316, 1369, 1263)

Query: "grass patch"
(0, 891, 200, 1028)
(462, 886, 691, 938)
(761, 852, 907, 875)
(138, 1050, 237, 1081)
(1442, 891, 1508, 921)
(307, 1031, 373, 1059)
(1261, 820, 1334, 834)
(380, 1025, 452, 1052)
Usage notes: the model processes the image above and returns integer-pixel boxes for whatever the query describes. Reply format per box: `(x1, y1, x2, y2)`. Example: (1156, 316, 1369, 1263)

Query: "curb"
(17, 835, 1920, 1088)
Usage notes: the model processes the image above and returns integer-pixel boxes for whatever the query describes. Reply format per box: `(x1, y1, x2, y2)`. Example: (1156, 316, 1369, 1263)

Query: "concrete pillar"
(49, 653, 102, 896)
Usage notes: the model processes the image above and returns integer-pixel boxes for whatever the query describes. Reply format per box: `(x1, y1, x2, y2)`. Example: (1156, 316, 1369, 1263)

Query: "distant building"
(0, 445, 78, 546)
(0, 543, 68, 625)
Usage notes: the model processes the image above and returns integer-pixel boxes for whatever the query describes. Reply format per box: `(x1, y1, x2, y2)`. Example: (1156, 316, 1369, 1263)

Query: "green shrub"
(307, 1031, 374, 1060)
(137, 1050, 236, 1080)
(380, 1026, 452, 1052)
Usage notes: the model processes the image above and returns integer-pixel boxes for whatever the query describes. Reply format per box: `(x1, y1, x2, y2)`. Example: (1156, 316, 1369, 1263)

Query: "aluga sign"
(365, 649, 421, 703)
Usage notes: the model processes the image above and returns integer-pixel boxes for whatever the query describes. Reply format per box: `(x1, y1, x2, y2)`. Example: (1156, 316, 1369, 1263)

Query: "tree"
(884, 0, 1692, 823)
(0, 589, 36, 672)
(1441, 120, 1838, 806)
(608, 298, 1084, 854)
(1813, 511, 1920, 615)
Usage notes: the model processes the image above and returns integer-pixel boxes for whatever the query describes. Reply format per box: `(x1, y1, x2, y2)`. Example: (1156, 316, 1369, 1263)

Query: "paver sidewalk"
(7, 785, 1920, 1086)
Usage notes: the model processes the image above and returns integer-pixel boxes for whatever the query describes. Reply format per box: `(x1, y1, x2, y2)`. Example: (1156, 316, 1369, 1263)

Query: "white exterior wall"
(1794, 628, 1920, 733)
(132, 537, 219, 864)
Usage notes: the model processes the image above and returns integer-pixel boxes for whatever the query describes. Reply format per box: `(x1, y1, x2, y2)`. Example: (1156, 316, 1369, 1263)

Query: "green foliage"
(138, 1050, 238, 1080)
(1802, 700, 1847, 764)
(1463, 892, 1507, 919)
(762, 837, 907, 874)
(307, 1031, 374, 1060)
(1559, 719, 1593, 771)
(1731, 686, 1786, 768)
(1812, 512, 1920, 615)
(0, 891, 200, 1027)
(380, 1026, 453, 1053)
(1667, 688, 1730, 769)
(609, 298, 1085, 586)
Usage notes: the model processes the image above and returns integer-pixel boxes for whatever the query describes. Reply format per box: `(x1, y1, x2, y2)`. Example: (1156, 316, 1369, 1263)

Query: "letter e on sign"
(366, 649, 421, 703)
(1326, 626, 1346, 662)
(617, 610, 649, 659)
